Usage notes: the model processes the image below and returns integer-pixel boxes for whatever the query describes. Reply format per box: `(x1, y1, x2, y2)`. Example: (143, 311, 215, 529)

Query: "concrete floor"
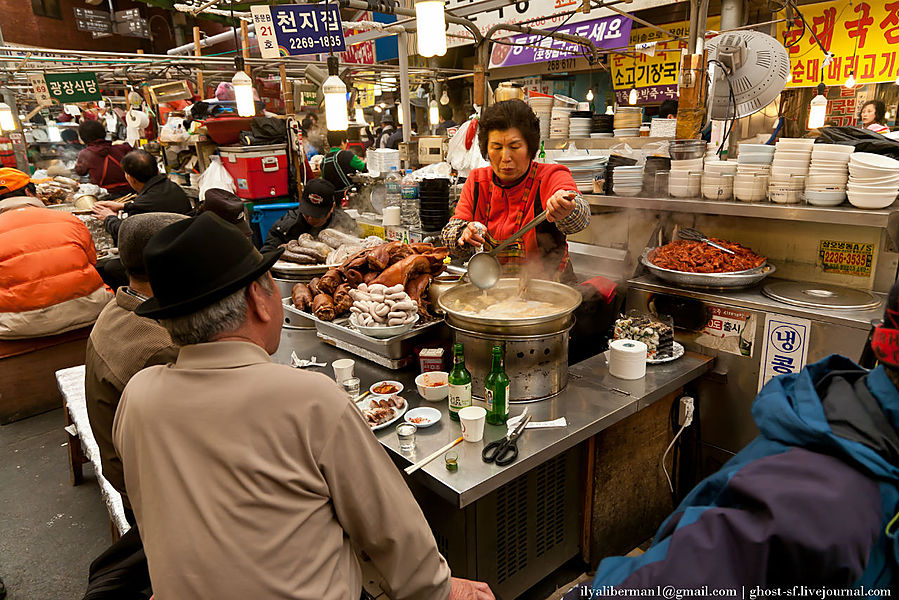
(0, 409, 110, 600)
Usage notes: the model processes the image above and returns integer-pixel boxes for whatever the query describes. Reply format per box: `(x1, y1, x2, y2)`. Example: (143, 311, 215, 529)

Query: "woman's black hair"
(78, 119, 107, 144)
(477, 99, 541, 160)
(0, 182, 36, 201)
(861, 100, 887, 125)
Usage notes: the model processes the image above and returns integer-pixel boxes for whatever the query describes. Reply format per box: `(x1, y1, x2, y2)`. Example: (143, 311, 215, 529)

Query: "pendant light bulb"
(628, 87, 638, 105)
(440, 89, 450, 105)
(397, 103, 404, 125)
(415, 0, 447, 57)
(586, 89, 594, 102)
(374, 105, 383, 113)
(807, 84, 828, 129)
(844, 72, 856, 89)
(429, 99, 439, 126)
(231, 71, 256, 118)
(0, 102, 16, 131)
(322, 56, 348, 131)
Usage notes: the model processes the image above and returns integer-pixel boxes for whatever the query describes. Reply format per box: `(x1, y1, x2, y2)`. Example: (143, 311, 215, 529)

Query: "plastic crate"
(249, 202, 298, 239)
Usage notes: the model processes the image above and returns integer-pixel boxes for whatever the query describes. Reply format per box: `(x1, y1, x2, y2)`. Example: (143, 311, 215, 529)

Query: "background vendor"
(860, 100, 890, 134)
(441, 99, 590, 284)
(260, 178, 355, 253)
(322, 130, 367, 194)
(74, 120, 132, 197)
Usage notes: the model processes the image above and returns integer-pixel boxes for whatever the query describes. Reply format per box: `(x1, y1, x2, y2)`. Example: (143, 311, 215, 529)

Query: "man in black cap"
(112, 212, 494, 600)
(197, 188, 253, 239)
(259, 177, 355, 253)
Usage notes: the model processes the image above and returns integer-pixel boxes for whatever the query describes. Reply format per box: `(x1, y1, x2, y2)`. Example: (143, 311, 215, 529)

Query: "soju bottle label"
(448, 383, 472, 412)
(485, 388, 493, 411)
(502, 384, 510, 415)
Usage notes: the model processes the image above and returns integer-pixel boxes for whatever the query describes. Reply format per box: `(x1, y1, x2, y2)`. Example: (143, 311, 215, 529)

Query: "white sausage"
(392, 301, 417, 312)
(374, 304, 390, 317)
(358, 283, 368, 293)
(388, 284, 405, 294)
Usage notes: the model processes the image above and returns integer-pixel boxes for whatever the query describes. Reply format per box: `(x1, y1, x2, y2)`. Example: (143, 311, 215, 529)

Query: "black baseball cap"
(299, 178, 336, 219)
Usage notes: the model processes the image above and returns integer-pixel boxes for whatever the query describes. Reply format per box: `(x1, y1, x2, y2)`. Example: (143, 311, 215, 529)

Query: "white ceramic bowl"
(771, 158, 810, 170)
(848, 191, 898, 209)
(846, 182, 899, 193)
(810, 150, 852, 162)
(369, 380, 405, 396)
(735, 173, 769, 187)
(670, 158, 704, 171)
(734, 186, 767, 202)
(703, 186, 733, 200)
(768, 187, 802, 204)
(669, 180, 701, 198)
(806, 174, 848, 186)
(850, 152, 899, 170)
(815, 144, 855, 155)
(775, 138, 816, 150)
(414, 371, 449, 401)
(849, 164, 899, 179)
(614, 186, 643, 196)
(739, 143, 776, 153)
(848, 174, 899, 185)
(737, 153, 774, 165)
(804, 189, 846, 206)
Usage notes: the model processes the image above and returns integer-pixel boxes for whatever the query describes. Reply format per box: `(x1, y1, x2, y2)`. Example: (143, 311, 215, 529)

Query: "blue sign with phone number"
(252, 4, 346, 57)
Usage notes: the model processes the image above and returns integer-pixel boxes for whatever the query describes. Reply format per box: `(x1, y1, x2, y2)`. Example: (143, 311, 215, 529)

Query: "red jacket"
(74, 140, 133, 193)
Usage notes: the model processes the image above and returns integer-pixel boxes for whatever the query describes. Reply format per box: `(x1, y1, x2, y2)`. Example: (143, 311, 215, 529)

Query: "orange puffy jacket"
(0, 206, 110, 338)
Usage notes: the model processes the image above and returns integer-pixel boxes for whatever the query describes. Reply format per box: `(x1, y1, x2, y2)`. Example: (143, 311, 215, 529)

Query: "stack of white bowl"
(612, 165, 644, 196)
(734, 143, 774, 202)
(553, 154, 609, 193)
(529, 95, 554, 140)
(668, 158, 703, 198)
(804, 144, 854, 206)
(569, 116, 592, 139)
(769, 138, 814, 204)
(702, 160, 738, 200)
(847, 152, 899, 209)
(550, 106, 572, 139)
(613, 107, 641, 137)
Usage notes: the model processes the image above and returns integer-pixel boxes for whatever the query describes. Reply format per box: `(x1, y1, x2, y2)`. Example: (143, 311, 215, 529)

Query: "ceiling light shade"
(429, 99, 439, 126)
(323, 57, 348, 131)
(844, 73, 856, 89)
(0, 103, 16, 131)
(440, 89, 450, 105)
(231, 71, 256, 118)
(586, 89, 594, 102)
(628, 88, 638, 105)
(374, 105, 383, 113)
(808, 84, 828, 129)
(416, 0, 447, 57)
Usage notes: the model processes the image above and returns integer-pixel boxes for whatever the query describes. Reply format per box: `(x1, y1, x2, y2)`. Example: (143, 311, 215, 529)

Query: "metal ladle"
(468, 210, 548, 290)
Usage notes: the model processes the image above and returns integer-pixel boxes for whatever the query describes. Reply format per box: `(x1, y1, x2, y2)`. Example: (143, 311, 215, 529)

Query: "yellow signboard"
(778, 0, 899, 88)
(610, 17, 720, 94)
(356, 82, 375, 108)
(818, 239, 874, 277)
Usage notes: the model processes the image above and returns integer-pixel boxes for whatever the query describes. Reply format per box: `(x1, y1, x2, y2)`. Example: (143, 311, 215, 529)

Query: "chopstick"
(404, 436, 464, 475)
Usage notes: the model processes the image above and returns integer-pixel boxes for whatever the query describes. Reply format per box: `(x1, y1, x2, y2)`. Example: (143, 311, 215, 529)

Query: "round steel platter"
(761, 281, 881, 310)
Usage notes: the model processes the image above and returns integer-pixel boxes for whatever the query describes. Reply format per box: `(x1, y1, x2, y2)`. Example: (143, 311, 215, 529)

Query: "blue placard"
(254, 4, 346, 57)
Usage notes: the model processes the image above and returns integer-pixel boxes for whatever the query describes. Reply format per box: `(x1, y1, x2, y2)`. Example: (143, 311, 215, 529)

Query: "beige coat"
(113, 341, 451, 600)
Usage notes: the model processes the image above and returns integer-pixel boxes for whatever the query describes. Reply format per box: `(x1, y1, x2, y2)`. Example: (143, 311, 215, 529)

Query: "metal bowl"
(640, 249, 776, 289)
(437, 278, 582, 335)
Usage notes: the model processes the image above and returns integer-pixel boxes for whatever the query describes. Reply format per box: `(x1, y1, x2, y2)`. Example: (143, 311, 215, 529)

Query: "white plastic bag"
(197, 156, 235, 202)
(158, 116, 190, 143)
(446, 118, 489, 177)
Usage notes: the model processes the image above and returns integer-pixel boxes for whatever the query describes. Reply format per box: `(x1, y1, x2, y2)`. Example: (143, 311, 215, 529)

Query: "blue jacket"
(574, 356, 899, 596)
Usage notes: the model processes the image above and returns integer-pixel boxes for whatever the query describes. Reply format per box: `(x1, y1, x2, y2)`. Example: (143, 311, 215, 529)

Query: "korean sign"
(28, 73, 53, 106)
(488, 15, 632, 69)
(758, 314, 811, 391)
(695, 306, 756, 357)
(41, 73, 101, 103)
(818, 239, 875, 277)
(778, 0, 899, 88)
(445, 0, 664, 48)
(610, 17, 720, 100)
(251, 4, 345, 59)
(341, 12, 376, 65)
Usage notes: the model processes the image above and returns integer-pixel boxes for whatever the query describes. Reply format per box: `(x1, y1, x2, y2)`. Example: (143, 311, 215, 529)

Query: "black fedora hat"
(135, 212, 283, 319)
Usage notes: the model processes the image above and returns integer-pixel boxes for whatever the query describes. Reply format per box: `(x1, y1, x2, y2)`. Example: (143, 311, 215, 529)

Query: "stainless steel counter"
(273, 327, 714, 508)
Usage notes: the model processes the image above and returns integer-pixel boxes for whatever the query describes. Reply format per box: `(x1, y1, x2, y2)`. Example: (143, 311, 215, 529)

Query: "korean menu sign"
(778, 0, 899, 87)
(251, 4, 345, 58)
(610, 17, 720, 101)
(37, 73, 102, 103)
(488, 15, 632, 68)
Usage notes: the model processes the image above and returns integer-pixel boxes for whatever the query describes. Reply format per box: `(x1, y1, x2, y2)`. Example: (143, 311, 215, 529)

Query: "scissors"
(482, 414, 532, 466)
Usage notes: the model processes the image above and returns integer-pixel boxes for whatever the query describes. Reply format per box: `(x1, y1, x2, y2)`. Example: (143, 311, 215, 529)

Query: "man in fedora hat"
(113, 213, 493, 600)
(259, 177, 355, 253)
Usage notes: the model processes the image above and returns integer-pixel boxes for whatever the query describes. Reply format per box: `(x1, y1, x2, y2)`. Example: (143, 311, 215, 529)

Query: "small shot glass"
(396, 423, 417, 451)
(342, 377, 361, 398)
(445, 451, 459, 472)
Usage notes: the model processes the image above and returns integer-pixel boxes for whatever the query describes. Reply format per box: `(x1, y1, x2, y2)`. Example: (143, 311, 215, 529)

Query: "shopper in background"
(658, 99, 678, 119)
(197, 188, 254, 239)
(386, 121, 417, 150)
(113, 213, 495, 600)
(378, 114, 396, 148)
(0, 168, 110, 339)
(322, 129, 367, 193)
(91, 149, 193, 243)
(436, 105, 458, 134)
(74, 120, 132, 196)
(441, 99, 589, 284)
(259, 178, 355, 253)
(860, 100, 890, 134)
(567, 280, 899, 595)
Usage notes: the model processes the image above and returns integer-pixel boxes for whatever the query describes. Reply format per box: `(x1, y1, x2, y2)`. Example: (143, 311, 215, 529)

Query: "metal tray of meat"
(285, 305, 446, 360)
(640, 248, 776, 289)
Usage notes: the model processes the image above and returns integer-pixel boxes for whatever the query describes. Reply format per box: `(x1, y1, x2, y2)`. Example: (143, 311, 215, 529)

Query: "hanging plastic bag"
(158, 116, 190, 143)
(197, 156, 235, 202)
(446, 118, 489, 177)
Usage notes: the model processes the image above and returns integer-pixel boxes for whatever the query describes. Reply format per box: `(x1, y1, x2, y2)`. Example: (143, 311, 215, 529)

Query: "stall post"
(398, 31, 412, 143)
(241, 20, 251, 76)
(193, 27, 204, 97)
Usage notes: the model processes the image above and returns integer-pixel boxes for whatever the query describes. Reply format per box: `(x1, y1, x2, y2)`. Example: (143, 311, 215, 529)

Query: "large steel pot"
(438, 279, 582, 402)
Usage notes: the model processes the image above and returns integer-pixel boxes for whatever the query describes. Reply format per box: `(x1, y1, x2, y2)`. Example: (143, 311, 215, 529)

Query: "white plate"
(404, 407, 442, 428)
(272, 260, 337, 275)
(357, 395, 407, 431)
(370, 380, 404, 396)
(647, 342, 685, 364)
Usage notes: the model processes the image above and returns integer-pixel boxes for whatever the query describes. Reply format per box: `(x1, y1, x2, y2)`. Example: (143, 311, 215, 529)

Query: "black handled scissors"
(482, 415, 532, 466)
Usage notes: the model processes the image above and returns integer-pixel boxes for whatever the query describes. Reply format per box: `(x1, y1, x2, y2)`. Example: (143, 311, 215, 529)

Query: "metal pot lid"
(762, 281, 881, 310)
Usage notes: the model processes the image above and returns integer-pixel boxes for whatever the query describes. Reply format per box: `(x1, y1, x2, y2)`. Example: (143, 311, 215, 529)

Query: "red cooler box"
(220, 144, 288, 200)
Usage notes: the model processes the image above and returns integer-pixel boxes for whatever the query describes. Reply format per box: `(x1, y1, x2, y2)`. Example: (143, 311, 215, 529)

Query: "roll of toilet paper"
(608, 339, 647, 380)
(382, 205, 401, 226)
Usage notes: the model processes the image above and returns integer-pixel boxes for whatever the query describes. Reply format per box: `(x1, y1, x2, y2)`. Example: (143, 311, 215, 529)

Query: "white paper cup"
(332, 358, 355, 383)
(382, 206, 401, 226)
(459, 406, 487, 442)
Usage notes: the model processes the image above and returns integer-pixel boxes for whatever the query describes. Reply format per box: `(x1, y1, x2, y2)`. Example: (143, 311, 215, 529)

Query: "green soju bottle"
(485, 345, 510, 426)
(447, 343, 472, 421)
(538, 140, 546, 162)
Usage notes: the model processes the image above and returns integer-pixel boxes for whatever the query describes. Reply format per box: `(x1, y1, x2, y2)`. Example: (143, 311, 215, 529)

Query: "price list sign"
(252, 4, 346, 59)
